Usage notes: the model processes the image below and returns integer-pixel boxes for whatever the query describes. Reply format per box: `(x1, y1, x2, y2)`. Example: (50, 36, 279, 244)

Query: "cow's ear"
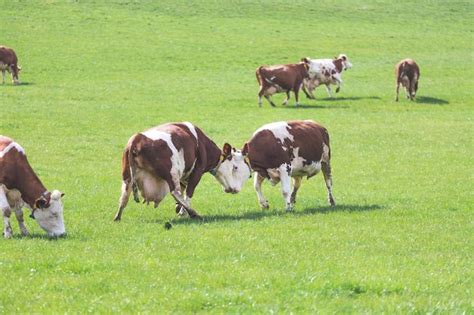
(35, 196, 48, 209)
(242, 143, 249, 156)
(222, 143, 232, 156)
(301, 57, 309, 64)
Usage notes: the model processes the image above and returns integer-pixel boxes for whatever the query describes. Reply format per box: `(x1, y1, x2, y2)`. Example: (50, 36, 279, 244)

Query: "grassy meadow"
(1, 0, 473, 313)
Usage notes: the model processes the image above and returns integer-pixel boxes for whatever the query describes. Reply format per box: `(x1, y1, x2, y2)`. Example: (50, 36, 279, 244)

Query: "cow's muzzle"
(225, 188, 239, 194)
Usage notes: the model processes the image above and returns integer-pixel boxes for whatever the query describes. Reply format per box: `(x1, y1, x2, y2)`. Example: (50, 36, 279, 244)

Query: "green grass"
(1, 0, 473, 313)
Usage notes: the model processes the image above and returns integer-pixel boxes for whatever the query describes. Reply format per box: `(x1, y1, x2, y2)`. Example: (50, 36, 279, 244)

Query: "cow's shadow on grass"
(10, 233, 71, 241)
(317, 96, 381, 101)
(415, 96, 449, 105)
(0, 82, 33, 87)
(165, 204, 383, 227)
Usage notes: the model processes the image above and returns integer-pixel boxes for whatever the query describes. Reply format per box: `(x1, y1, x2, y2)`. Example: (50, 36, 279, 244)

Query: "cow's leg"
(325, 84, 334, 98)
(410, 78, 417, 100)
(1, 69, 5, 84)
(114, 180, 132, 221)
(278, 164, 293, 211)
(290, 176, 302, 205)
(264, 95, 276, 107)
(293, 86, 300, 107)
(302, 79, 315, 99)
(175, 183, 188, 215)
(335, 79, 343, 93)
(282, 91, 290, 106)
(321, 162, 336, 207)
(258, 87, 265, 107)
(254, 173, 269, 209)
(395, 81, 400, 101)
(168, 175, 202, 220)
(0, 187, 13, 239)
(13, 206, 29, 236)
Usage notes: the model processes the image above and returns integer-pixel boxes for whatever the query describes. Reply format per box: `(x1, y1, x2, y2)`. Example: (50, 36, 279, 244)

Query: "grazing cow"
(302, 54, 352, 99)
(0, 46, 21, 85)
(395, 58, 420, 101)
(256, 58, 316, 107)
(114, 122, 251, 221)
(0, 136, 66, 238)
(241, 120, 335, 211)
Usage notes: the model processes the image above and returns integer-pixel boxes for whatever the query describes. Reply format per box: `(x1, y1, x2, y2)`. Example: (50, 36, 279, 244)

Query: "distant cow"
(114, 122, 251, 221)
(302, 54, 352, 99)
(0, 46, 21, 85)
(0, 136, 66, 238)
(241, 120, 335, 211)
(256, 58, 315, 107)
(395, 58, 420, 101)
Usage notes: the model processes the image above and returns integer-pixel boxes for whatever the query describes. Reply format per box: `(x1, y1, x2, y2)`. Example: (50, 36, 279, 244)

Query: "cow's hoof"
(336, 88, 340, 93)
(285, 207, 294, 212)
(259, 201, 270, 209)
(177, 208, 189, 217)
(20, 229, 29, 236)
(3, 231, 12, 239)
(270, 103, 276, 107)
(113, 216, 121, 222)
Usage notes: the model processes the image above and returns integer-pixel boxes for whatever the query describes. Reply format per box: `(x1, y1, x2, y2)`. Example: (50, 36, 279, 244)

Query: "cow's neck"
(17, 165, 48, 208)
(206, 141, 223, 172)
(333, 59, 343, 73)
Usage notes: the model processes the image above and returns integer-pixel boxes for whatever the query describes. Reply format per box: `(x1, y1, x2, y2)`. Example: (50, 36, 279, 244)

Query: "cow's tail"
(322, 127, 331, 161)
(127, 136, 140, 203)
(256, 66, 264, 86)
(398, 61, 408, 80)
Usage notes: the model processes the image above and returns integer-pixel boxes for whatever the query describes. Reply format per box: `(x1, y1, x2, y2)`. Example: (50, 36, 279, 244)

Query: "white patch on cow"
(182, 122, 198, 143)
(290, 147, 321, 177)
(254, 122, 294, 144)
(0, 141, 25, 158)
(141, 129, 186, 176)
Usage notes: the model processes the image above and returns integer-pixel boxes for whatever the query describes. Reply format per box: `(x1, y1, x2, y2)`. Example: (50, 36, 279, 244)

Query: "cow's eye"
(233, 165, 238, 171)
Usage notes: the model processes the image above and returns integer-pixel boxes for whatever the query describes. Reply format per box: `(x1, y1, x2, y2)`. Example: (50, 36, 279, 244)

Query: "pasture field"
(0, 0, 473, 313)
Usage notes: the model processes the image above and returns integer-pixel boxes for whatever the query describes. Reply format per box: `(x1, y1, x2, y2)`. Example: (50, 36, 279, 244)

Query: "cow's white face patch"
(34, 190, 66, 237)
(254, 122, 294, 144)
(215, 151, 251, 194)
(0, 141, 25, 158)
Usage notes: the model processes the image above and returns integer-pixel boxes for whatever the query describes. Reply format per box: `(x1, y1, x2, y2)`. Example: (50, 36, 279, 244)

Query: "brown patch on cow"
(332, 58, 344, 73)
(0, 136, 48, 208)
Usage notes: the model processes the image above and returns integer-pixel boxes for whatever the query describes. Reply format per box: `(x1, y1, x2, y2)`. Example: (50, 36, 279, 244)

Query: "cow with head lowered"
(256, 58, 316, 107)
(235, 120, 335, 211)
(302, 54, 352, 99)
(0, 136, 66, 239)
(114, 122, 251, 221)
(395, 58, 420, 102)
(0, 46, 21, 85)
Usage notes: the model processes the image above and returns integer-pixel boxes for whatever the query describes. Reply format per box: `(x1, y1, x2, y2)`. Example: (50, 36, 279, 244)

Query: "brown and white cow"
(0, 46, 21, 85)
(395, 58, 420, 101)
(256, 58, 316, 107)
(240, 120, 335, 211)
(0, 136, 66, 238)
(302, 54, 352, 99)
(114, 122, 251, 221)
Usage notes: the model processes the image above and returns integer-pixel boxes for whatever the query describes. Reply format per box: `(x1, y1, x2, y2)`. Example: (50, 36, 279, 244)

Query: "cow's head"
(213, 143, 251, 194)
(336, 54, 352, 70)
(301, 57, 318, 77)
(33, 190, 66, 237)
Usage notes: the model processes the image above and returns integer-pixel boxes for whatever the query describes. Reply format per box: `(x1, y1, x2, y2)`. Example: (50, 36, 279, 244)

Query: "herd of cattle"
(1, 45, 420, 238)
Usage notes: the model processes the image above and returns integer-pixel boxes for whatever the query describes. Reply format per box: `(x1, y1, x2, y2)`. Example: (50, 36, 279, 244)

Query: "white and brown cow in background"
(302, 54, 352, 99)
(114, 122, 251, 221)
(0, 136, 66, 238)
(395, 58, 420, 101)
(0, 46, 21, 85)
(241, 120, 335, 211)
(256, 58, 316, 107)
